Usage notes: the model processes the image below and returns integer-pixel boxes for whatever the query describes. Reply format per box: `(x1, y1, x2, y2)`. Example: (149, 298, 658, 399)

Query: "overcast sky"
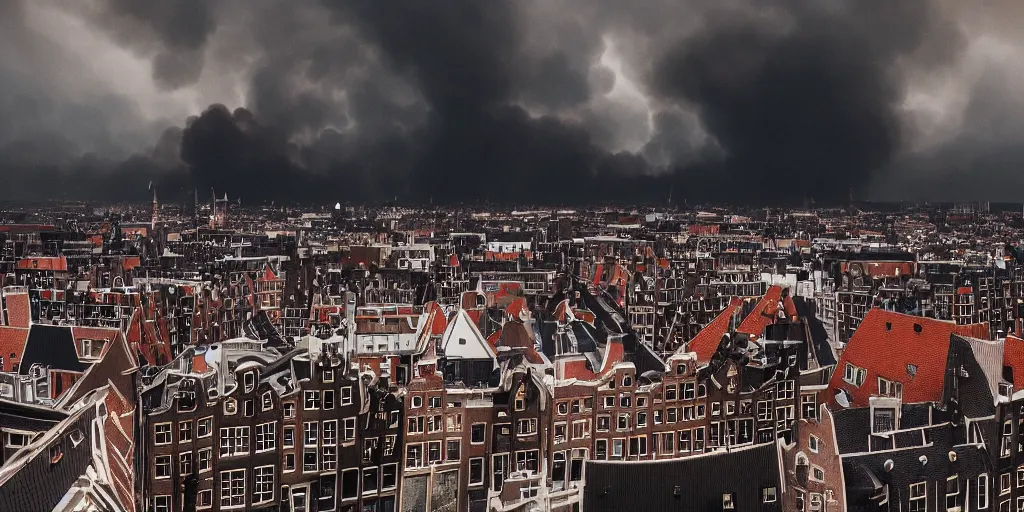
(2, 0, 1023, 204)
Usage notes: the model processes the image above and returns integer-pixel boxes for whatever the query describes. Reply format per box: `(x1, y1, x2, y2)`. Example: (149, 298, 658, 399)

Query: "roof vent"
(913, 323, 922, 334)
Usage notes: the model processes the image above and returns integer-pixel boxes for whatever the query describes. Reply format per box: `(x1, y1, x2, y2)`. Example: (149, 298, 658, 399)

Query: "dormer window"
(622, 375, 633, 388)
(79, 339, 105, 359)
(872, 408, 896, 434)
(843, 363, 867, 387)
(878, 377, 903, 399)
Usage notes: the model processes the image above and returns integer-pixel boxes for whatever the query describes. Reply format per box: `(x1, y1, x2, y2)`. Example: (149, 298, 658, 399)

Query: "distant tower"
(151, 186, 159, 231)
(211, 192, 229, 230)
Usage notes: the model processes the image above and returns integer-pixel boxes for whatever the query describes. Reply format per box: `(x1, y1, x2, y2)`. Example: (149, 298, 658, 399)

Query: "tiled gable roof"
(687, 298, 743, 362)
(829, 308, 990, 408)
(0, 326, 29, 372)
(736, 285, 784, 338)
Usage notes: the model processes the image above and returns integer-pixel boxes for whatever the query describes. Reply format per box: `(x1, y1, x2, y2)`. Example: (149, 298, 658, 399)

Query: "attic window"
(49, 444, 63, 464)
(459, 338, 467, 345)
(68, 429, 85, 447)
(913, 323, 922, 334)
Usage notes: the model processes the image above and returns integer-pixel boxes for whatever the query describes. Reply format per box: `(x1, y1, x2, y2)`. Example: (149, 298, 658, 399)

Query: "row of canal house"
(138, 281, 823, 512)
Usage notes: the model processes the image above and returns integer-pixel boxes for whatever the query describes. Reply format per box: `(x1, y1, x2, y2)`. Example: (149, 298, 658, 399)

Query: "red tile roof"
(506, 297, 528, 321)
(736, 285, 784, 338)
(783, 296, 798, 319)
(688, 298, 743, 362)
(16, 256, 68, 271)
(0, 326, 29, 371)
(4, 290, 30, 328)
(828, 309, 990, 408)
(561, 359, 596, 380)
(1004, 335, 1024, 383)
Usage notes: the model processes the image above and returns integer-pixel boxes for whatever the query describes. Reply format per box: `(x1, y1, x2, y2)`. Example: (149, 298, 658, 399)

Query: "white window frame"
(979, 473, 990, 509)
(155, 455, 172, 479)
(910, 481, 927, 512)
(341, 386, 353, 405)
(154, 422, 172, 445)
(256, 422, 276, 452)
(253, 465, 275, 505)
(304, 390, 320, 410)
(763, 486, 777, 503)
(220, 469, 246, 509)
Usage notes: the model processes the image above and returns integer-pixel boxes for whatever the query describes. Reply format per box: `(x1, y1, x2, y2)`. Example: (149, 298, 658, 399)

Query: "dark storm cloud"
(2, 0, 1023, 204)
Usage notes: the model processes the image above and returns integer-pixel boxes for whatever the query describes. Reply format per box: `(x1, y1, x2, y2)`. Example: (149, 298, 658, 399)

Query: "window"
(698, 383, 707, 397)
(179, 420, 193, 442)
(428, 441, 442, 463)
(1003, 472, 1012, 495)
(619, 394, 632, 408)
(628, 435, 648, 457)
(5, 432, 29, 448)
(303, 447, 318, 471)
(244, 371, 256, 392)
(304, 390, 320, 410)
(612, 439, 624, 458)
(196, 416, 212, 438)
(878, 377, 903, 399)
(428, 415, 443, 433)
(323, 370, 334, 383)
(873, 408, 896, 434)
(406, 444, 423, 468)
(284, 426, 295, 447)
(323, 420, 337, 446)
(572, 400, 582, 413)
(682, 382, 696, 400)
(197, 489, 212, 509)
(179, 452, 192, 475)
(219, 427, 250, 457)
(515, 450, 539, 472)
(514, 386, 527, 411)
(446, 413, 462, 432)
(223, 398, 237, 415)
(517, 419, 537, 435)
(471, 423, 486, 444)
(253, 466, 274, 504)
(725, 402, 735, 416)
(154, 496, 170, 512)
(322, 446, 337, 471)
(243, 399, 254, 417)
(283, 402, 295, 419)
(446, 439, 460, 461)
(603, 395, 614, 408)
(801, 394, 817, 421)
(665, 384, 677, 401)
(636, 412, 648, 427)
(155, 455, 171, 479)
(979, 474, 990, 509)
(597, 415, 611, 432)
(844, 363, 867, 387)
(408, 416, 424, 434)
(411, 395, 423, 408)
(363, 467, 379, 495)
(382, 463, 398, 490)
(323, 389, 335, 410)
(947, 475, 960, 511)
(596, 439, 608, 460)
(341, 387, 353, 405)
(693, 427, 705, 452)
(344, 418, 356, 441)
(220, 469, 246, 508)
(284, 453, 295, 472)
(910, 481, 927, 512)
(678, 430, 691, 452)
(256, 422, 276, 452)
(262, 391, 273, 411)
(557, 402, 568, 415)
(622, 375, 633, 387)
(469, 458, 484, 485)
(809, 434, 820, 453)
(303, 422, 318, 446)
(763, 487, 777, 503)
(154, 423, 172, 445)
(812, 466, 825, 482)
(572, 420, 590, 440)
(554, 423, 567, 443)
(723, 493, 735, 510)
(617, 414, 630, 431)
(198, 448, 212, 473)
(712, 402, 721, 417)
(660, 432, 674, 454)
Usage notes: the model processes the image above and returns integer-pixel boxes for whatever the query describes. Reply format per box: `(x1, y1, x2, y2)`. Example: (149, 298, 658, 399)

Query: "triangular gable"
(442, 309, 497, 361)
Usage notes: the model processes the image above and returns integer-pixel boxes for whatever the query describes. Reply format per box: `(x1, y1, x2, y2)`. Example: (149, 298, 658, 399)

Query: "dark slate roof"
(843, 426, 986, 512)
(584, 443, 783, 512)
(18, 325, 88, 375)
(832, 408, 872, 454)
(0, 399, 68, 432)
(794, 296, 837, 366)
